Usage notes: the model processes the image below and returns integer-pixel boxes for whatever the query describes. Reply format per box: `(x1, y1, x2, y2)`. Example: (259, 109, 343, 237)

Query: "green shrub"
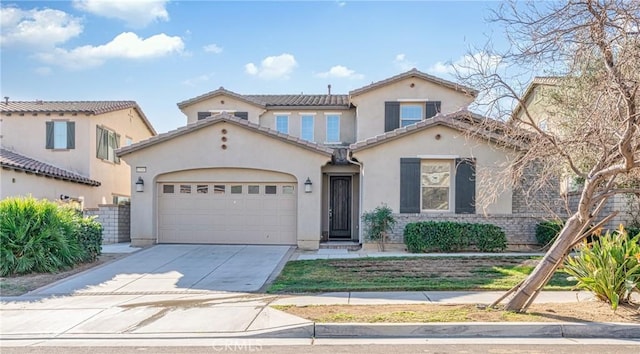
(75, 217, 102, 263)
(0, 197, 102, 276)
(535, 219, 564, 248)
(563, 226, 640, 310)
(404, 221, 506, 253)
(362, 204, 396, 251)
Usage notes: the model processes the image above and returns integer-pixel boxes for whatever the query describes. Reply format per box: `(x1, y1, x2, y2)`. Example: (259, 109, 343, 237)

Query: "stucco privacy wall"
(350, 77, 475, 141)
(1, 169, 96, 205)
(353, 125, 516, 214)
(120, 120, 331, 249)
(84, 204, 130, 244)
(181, 95, 265, 125)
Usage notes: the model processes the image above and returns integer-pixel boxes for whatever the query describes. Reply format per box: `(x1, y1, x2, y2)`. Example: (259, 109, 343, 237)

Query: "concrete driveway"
(31, 244, 293, 295)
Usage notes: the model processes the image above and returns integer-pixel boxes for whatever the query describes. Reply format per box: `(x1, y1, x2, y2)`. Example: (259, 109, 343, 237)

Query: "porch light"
(304, 178, 312, 193)
(135, 177, 144, 192)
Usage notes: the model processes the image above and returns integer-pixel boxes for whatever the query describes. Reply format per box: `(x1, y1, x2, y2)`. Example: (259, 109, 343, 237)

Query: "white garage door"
(158, 182, 297, 244)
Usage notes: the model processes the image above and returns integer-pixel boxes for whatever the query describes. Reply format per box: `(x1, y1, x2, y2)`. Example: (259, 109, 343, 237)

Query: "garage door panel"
(158, 182, 296, 245)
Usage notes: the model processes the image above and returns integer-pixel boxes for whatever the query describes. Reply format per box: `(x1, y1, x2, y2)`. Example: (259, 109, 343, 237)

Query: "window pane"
(107, 131, 116, 162)
(326, 115, 340, 142)
(163, 185, 174, 194)
(197, 185, 208, 194)
(265, 185, 277, 194)
(248, 185, 260, 194)
(53, 122, 67, 149)
(422, 187, 449, 210)
(231, 185, 242, 194)
(180, 185, 191, 194)
(276, 115, 289, 134)
(214, 185, 225, 194)
(301, 115, 314, 141)
(421, 161, 451, 211)
(282, 185, 294, 194)
(401, 105, 423, 119)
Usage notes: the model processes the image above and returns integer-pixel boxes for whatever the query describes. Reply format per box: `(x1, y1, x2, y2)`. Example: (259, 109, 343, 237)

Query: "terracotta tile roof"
(118, 112, 334, 157)
(349, 68, 478, 97)
(1, 100, 157, 135)
(350, 110, 525, 152)
(0, 148, 101, 186)
(177, 87, 350, 109)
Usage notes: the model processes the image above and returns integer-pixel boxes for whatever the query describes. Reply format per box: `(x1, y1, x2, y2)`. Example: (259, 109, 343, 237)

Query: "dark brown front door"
(329, 176, 351, 238)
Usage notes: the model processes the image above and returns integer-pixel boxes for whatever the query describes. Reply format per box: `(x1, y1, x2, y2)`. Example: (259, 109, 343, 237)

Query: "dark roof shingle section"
(1, 101, 157, 135)
(349, 68, 478, 97)
(0, 148, 101, 186)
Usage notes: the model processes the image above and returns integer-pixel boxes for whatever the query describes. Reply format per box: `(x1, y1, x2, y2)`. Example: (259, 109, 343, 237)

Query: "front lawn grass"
(267, 256, 575, 293)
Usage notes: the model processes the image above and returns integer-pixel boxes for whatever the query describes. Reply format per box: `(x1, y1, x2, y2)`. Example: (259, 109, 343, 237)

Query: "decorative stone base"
(297, 239, 320, 250)
(362, 242, 407, 252)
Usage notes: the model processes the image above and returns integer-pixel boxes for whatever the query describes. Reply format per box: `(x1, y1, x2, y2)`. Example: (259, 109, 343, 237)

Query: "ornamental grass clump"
(563, 226, 640, 310)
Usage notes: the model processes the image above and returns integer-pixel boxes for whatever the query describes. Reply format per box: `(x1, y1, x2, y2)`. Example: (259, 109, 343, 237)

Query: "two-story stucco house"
(119, 69, 537, 250)
(1, 101, 157, 208)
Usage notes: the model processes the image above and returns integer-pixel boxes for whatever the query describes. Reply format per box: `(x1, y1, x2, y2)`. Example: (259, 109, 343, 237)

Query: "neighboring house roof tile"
(117, 112, 334, 157)
(177, 87, 350, 109)
(348, 68, 479, 97)
(1, 100, 157, 135)
(350, 110, 525, 152)
(0, 148, 101, 186)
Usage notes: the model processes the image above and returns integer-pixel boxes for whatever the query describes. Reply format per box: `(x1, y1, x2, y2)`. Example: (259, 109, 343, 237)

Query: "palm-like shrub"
(563, 226, 640, 310)
(0, 197, 88, 276)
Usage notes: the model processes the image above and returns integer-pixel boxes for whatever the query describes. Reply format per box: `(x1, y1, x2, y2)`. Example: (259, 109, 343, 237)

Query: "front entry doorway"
(329, 176, 351, 239)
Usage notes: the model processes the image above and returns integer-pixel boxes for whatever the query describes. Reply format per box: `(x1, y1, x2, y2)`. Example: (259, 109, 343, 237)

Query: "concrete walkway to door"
(29, 244, 293, 296)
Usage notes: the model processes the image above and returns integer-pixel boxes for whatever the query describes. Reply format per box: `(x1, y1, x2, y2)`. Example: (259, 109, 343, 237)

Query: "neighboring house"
(118, 69, 543, 250)
(1, 101, 157, 208)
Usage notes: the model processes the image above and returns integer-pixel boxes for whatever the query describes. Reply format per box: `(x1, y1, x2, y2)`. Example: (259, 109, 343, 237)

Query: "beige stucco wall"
(120, 121, 331, 249)
(1, 108, 155, 208)
(260, 109, 357, 144)
(180, 95, 266, 125)
(1, 169, 96, 206)
(352, 125, 515, 215)
(350, 77, 475, 141)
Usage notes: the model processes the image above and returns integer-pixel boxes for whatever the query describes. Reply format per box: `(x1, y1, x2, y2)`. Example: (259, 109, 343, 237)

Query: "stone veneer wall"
(386, 213, 543, 250)
(84, 204, 131, 244)
(567, 193, 636, 231)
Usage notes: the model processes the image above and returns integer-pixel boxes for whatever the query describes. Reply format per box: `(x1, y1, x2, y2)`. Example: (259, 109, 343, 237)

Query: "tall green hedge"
(404, 221, 507, 253)
(0, 197, 102, 276)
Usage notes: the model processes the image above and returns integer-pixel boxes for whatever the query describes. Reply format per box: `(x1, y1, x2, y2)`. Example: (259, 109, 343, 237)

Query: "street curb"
(313, 322, 640, 339)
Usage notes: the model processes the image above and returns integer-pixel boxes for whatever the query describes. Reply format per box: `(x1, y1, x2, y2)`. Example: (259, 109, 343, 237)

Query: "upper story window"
(45, 121, 75, 150)
(421, 160, 452, 211)
(400, 104, 423, 127)
(275, 115, 289, 134)
(300, 115, 314, 141)
(326, 114, 340, 143)
(96, 126, 120, 164)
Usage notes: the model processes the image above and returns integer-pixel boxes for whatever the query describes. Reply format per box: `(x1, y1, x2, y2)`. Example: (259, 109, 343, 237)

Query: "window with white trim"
(275, 115, 289, 134)
(96, 126, 120, 163)
(326, 114, 340, 143)
(421, 160, 452, 211)
(400, 104, 423, 127)
(301, 115, 314, 141)
(46, 121, 75, 150)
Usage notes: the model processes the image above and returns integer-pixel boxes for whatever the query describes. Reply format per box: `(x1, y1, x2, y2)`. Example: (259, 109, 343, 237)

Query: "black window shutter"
(197, 112, 210, 120)
(234, 111, 248, 120)
(426, 101, 441, 119)
(384, 101, 400, 132)
(67, 122, 75, 149)
(455, 158, 476, 214)
(400, 158, 421, 213)
(46, 121, 54, 149)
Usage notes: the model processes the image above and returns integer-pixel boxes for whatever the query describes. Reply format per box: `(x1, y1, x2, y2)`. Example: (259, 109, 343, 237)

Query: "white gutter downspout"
(347, 151, 364, 244)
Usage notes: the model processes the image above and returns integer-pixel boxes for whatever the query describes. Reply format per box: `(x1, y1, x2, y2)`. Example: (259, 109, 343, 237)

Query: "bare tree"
(457, 0, 639, 312)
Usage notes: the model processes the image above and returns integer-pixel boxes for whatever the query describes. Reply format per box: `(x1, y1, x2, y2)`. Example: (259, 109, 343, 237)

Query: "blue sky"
(1, 1, 510, 133)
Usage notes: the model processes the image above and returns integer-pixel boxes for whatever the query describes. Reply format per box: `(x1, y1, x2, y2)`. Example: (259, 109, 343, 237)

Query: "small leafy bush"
(404, 221, 506, 253)
(0, 197, 102, 276)
(75, 217, 102, 263)
(535, 219, 564, 248)
(563, 226, 640, 310)
(362, 204, 396, 251)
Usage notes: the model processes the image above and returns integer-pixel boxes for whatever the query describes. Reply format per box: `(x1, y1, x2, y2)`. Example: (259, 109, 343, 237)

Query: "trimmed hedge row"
(404, 221, 507, 253)
(0, 197, 103, 276)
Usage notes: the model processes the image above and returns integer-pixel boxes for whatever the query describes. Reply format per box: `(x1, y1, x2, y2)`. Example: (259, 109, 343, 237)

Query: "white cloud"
(0, 7, 83, 48)
(245, 53, 297, 79)
(315, 65, 364, 80)
(428, 52, 502, 77)
(337, 1, 347, 7)
(182, 73, 212, 87)
(393, 53, 416, 71)
(203, 43, 223, 54)
(72, 0, 169, 28)
(35, 66, 52, 76)
(37, 32, 184, 69)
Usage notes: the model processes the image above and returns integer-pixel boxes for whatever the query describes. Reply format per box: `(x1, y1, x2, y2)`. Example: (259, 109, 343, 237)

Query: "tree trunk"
(504, 216, 584, 312)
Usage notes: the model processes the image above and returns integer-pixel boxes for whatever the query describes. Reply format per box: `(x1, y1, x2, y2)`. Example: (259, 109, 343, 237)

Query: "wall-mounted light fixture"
(304, 178, 312, 193)
(135, 176, 144, 192)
